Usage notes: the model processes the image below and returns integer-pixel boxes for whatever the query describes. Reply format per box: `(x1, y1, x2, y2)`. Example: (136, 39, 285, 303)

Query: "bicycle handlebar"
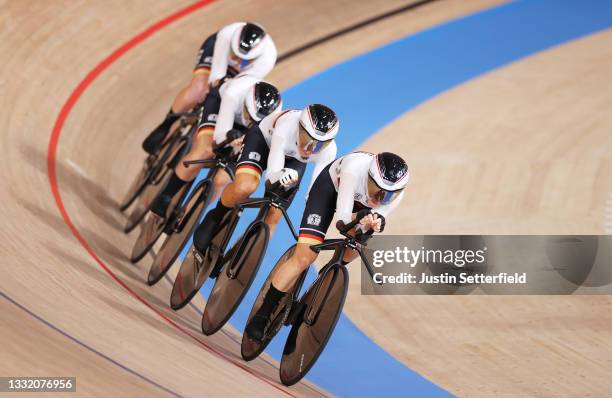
(170, 110, 199, 119)
(264, 180, 298, 200)
(182, 159, 218, 167)
(183, 131, 245, 168)
(335, 209, 372, 235)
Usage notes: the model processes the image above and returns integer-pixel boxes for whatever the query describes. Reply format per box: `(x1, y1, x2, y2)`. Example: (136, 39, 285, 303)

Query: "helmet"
(297, 104, 339, 154)
(231, 22, 267, 60)
(368, 152, 409, 204)
(244, 81, 282, 123)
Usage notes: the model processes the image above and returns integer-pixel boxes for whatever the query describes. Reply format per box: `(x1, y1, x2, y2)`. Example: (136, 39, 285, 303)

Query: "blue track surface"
(187, 1, 612, 396)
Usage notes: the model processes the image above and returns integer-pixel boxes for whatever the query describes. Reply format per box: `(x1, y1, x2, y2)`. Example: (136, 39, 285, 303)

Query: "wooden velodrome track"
(2, 0, 610, 397)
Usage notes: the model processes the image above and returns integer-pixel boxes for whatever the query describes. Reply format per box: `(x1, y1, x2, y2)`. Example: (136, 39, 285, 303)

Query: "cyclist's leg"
(208, 167, 231, 202)
(175, 82, 223, 181)
(149, 88, 221, 217)
(264, 158, 307, 235)
(245, 241, 320, 340)
(245, 166, 336, 339)
(192, 127, 268, 251)
(219, 126, 269, 207)
(170, 70, 209, 115)
(142, 34, 215, 154)
(271, 164, 337, 291)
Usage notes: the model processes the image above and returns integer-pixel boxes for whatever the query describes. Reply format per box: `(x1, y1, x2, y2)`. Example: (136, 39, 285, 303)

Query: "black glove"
(355, 209, 372, 222)
(227, 128, 244, 142)
(374, 213, 386, 233)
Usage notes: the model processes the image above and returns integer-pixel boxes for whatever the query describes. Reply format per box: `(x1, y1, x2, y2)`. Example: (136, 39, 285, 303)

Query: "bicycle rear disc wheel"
(241, 245, 297, 361)
(130, 215, 164, 263)
(202, 223, 269, 335)
(169, 245, 216, 310)
(169, 212, 233, 310)
(279, 266, 348, 386)
(121, 123, 186, 212)
(119, 160, 152, 211)
(123, 167, 171, 233)
(129, 184, 186, 263)
(147, 183, 209, 286)
(123, 134, 189, 233)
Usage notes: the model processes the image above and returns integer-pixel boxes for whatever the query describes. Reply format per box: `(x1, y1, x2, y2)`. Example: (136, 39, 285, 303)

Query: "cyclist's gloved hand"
(374, 212, 386, 233)
(359, 212, 382, 233)
(279, 168, 299, 189)
(226, 130, 243, 154)
(227, 129, 244, 142)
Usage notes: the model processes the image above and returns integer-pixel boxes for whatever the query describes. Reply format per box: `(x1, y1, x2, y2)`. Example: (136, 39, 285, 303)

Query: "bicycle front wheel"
(147, 181, 209, 285)
(241, 244, 297, 361)
(202, 222, 269, 335)
(279, 265, 349, 386)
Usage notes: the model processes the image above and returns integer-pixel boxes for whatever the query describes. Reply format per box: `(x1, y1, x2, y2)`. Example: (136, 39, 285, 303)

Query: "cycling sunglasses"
(298, 124, 331, 154)
(367, 175, 403, 205)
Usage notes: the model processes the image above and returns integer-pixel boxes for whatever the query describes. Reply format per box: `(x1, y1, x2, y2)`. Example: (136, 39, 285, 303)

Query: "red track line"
(46, 1, 297, 396)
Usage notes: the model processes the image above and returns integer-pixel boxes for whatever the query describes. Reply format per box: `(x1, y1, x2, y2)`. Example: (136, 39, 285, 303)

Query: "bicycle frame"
(169, 159, 220, 234)
(303, 241, 348, 326)
(223, 187, 299, 279)
(301, 219, 380, 327)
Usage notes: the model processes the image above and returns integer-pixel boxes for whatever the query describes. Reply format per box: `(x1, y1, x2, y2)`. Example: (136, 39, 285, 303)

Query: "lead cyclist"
(245, 151, 410, 341)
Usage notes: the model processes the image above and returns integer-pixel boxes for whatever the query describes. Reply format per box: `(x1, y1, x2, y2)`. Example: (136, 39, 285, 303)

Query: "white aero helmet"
(297, 104, 339, 154)
(231, 22, 267, 60)
(368, 152, 409, 204)
(244, 81, 282, 124)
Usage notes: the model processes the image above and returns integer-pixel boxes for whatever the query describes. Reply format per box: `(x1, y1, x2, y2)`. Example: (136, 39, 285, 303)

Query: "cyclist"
(245, 151, 409, 340)
(146, 77, 283, 232)
(191, 104, 340, 257)
(142, 21, 277, 155)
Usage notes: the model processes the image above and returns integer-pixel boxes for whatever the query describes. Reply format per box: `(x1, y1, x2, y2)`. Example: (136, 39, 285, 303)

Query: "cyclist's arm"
(265, 133, 287, 183)
(305, 142, 337, 200)
(209, 25, 234, 84)
(213, 87, 240, 144)
(336, 169, 359, 224)
(241, 40, 277, 79)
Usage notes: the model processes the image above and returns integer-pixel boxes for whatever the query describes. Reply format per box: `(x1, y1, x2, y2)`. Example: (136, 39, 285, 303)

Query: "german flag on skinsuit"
(193, 65, 210, 75)
(235, 163, 262, 179)
(195, 124, 214, 136)
(297, 231, 324, 245)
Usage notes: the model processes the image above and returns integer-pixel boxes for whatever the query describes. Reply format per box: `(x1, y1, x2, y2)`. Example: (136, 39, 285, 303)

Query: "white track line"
(606, 193, 612, 233)
(66, 159, 89, 179)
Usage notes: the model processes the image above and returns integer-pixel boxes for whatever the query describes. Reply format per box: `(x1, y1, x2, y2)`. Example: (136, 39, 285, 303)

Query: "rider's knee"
(189, 142, 213, 160)
(292, 250, 314, 271)
(234, 177, 258, 198)
(213, 171, 231, 191)
(188, 76, 208, 100)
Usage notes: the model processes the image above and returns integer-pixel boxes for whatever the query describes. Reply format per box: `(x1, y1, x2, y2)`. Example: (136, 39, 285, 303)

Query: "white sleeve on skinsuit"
(208, 24, 236, 83)
(240, 38, 277, 79)
(305, 141, 337, 200)
(265, 132, 287, 183)
(213, 92, 238, 144)
(213, 77, 255, 144)
(336, 169, 359, 224)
